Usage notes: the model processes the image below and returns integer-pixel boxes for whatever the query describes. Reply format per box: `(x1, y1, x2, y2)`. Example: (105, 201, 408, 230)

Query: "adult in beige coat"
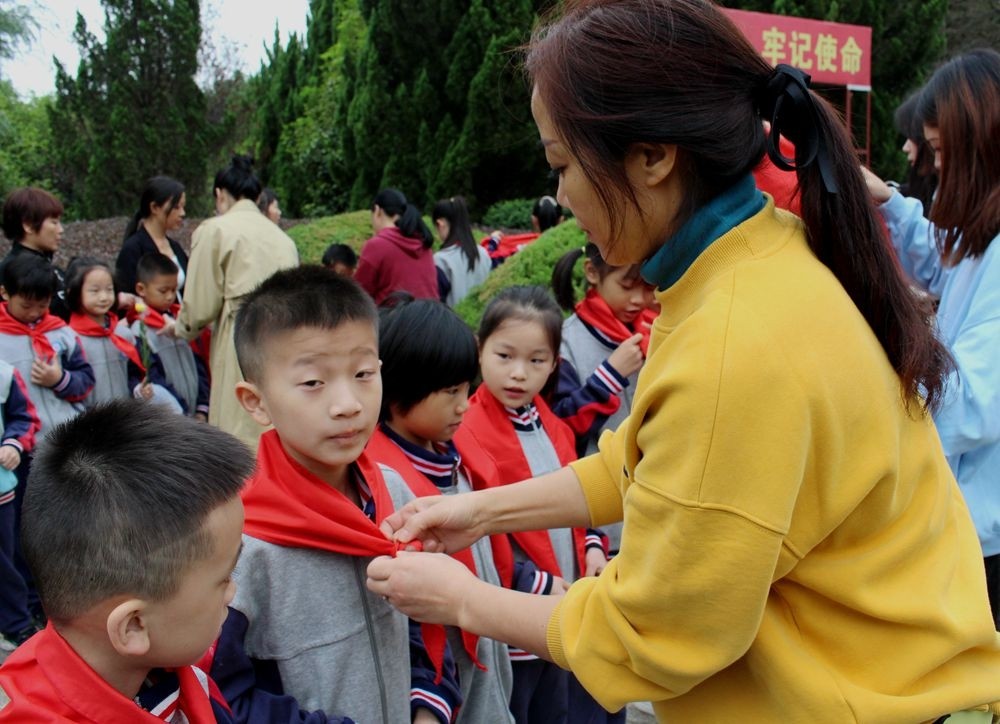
(175, 155, 298, 451)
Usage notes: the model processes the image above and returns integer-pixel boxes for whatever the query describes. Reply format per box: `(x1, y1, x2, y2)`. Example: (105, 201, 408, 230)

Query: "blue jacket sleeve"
(510, 560, 556, 595)
(210, 608, 354, 724)
(2, 369, 40, 454)
(193, 346, 210, 415)
(52, 336, 95, 403)
(879, 191, 950, 297)
(409, 620, 461, 723)
(550, 357, 625, 455)
(436, 266, 451, 304)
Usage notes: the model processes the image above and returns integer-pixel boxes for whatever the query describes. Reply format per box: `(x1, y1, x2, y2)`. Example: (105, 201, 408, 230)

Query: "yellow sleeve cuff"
(546, 596, 571, 670)
(570, 452, 624, 528)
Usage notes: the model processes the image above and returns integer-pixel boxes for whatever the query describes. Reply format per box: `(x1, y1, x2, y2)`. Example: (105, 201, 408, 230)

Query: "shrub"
(286, 210, 373, 263)
(455, 221, 586, 328)
(481, 198, 535, 231)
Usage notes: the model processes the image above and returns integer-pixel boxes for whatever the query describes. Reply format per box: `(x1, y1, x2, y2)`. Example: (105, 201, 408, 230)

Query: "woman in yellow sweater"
(366, 1, 1000, 721)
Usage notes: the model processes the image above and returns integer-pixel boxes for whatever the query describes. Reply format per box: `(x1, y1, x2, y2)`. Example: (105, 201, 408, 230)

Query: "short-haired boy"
(0, 255, 94, 432)
(321, 243, 357, 277)
(0, 359, 40, 649)
(0, 187, 69, 320)
(229, 265, 461, 723)
(130, 252, 209, 419)
(0, 400, 251, 720)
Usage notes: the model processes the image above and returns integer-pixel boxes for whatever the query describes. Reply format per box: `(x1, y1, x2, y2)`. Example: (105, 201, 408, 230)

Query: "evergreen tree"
(49, 0, 212, 218)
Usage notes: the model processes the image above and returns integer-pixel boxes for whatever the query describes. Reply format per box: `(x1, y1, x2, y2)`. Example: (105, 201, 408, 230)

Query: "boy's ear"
(106, 599, 152, 658)
(134, 281, 146, 298)
(234, 381, 271, 426)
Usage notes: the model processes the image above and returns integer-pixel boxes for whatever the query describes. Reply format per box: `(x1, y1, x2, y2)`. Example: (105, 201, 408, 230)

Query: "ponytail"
(432, 196, 479, 270)
(551, 247, 585, 310)
(374, 188, 433, 249)
(759, 65, 951, 410)
(124, 175, 185, 241)
(123, 210, 143, 241)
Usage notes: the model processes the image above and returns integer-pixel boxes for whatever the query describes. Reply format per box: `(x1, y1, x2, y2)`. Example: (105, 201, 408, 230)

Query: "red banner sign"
(723, 8, 872, 89)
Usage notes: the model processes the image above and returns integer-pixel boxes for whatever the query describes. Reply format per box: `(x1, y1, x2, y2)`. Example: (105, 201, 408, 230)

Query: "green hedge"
(481, 198, 536, 231)
(455, 221, 587, 329)
(286, 210, 374, 263)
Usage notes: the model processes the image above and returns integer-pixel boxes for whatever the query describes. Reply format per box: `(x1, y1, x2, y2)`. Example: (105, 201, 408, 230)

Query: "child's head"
(22, 399, 252, 668)
(551, 242, 655, 324)
(531, 195, 563, 233)
(66, 257, 118, 320)
(2, 187, 64, 250)
(379, 299, 478, 448)
(234, 266, 381, 483)
(432, 196, 479, 272)
(257, 187, 281, 224)
(477, 286, 562, 408)
(321, 243, 358, 277)
(2, 254, 57, 325)
(135, 252, 179, 312)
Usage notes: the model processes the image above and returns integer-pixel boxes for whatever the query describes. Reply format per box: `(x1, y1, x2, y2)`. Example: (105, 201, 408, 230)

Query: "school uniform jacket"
(71, 317, 143, 407)
(131, 311, 209, 416)
(0, 362, 39, 504)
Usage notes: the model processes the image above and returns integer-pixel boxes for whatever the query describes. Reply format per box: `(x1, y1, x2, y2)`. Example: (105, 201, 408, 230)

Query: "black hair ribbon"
(757, 64, 839, 195)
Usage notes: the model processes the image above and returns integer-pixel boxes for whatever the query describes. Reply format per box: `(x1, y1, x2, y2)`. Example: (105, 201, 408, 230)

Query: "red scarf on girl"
(241, 429, 448, 681)
(365, 427, 515, 671)
(461, 386, 586, 577)
(0, 302, 67, 361)
(574, 288, 652, 356)
(69, 312, 145, 372)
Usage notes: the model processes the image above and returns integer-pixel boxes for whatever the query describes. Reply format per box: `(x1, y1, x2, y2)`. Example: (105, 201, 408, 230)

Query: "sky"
(2, 0, 310, 98)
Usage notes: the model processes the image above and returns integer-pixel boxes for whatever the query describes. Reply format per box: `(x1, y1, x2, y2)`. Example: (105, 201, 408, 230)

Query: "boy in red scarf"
(0, 401, 252, 722)
(228, 266, 460, 723)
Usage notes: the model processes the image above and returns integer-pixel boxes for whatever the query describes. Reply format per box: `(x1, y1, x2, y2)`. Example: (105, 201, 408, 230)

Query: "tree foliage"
(0, 0, 35, 66)
(0, 80, 54, 195)
(49, 0, 216, 218)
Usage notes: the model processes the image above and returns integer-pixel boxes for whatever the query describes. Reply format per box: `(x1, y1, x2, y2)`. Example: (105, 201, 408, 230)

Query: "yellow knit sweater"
(549, 201, 1000, 722)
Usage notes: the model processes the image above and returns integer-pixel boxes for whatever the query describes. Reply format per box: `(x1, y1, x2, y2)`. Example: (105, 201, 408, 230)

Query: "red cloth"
(0, 624, 224, 723)
(69, 312, 145, 372)
(241, 429, 447, 681)
(753, 135, 801, 215)
(366, 427, 518, 671)
(460, 386, 587, 577)
(574, 288, 652, 356)
(480, 232, 540, 263)
(0, 303, 66, 361)
(126, 302, 180, 330)
(354, 226, 438, 304)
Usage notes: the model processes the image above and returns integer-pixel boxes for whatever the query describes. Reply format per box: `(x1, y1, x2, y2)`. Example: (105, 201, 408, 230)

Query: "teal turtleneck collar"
(640, 174, 765, 291)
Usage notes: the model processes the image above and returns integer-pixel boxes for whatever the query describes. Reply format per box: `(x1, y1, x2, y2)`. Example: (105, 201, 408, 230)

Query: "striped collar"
(506, 403, 542, 432)
(641, 174, 764, 291)
(380, 423, 461, 489)
(352, 466, 376, 521)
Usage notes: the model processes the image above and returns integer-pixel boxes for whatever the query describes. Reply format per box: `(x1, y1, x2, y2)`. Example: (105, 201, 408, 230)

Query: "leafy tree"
(0, 80, 55, 195)
(0, 0, 35, 69)
(49, 0, 214, 218)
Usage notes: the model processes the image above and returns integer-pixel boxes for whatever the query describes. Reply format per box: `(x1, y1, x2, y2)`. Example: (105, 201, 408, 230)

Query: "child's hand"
(117, 291, 136, 310)
(156, 319, 177, 337)
(138, 382, 154, 401)
(0, 445, 21, 471)
(607, 332, 645, 377)
(31, 355, 63, 388)
(584, 547, 608, 577)
(195, 411, 208, 423)
(413, 708, 440, 724)
(549, 575, 571, 596)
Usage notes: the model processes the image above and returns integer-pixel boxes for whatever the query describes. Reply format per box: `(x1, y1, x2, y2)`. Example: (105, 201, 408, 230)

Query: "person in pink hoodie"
(355, 188, 438, 304)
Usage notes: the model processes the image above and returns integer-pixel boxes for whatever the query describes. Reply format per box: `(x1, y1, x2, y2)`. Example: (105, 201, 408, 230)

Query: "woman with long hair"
(367, 2, 1000, 721)
(116, 176, 188, 299)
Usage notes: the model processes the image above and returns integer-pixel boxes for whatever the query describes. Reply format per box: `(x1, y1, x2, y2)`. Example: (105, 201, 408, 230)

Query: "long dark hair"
(526, 0, 950, 410)
(893, 92, 937, 215)
(373, 188, 433, 249)
(432, 196, 480, 271)
(917, 48, 1000, 262)
(124, 176, 185, 240)
(551, 241, 640, 310)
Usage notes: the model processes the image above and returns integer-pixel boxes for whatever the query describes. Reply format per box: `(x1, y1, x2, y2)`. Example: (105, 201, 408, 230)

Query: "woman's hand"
(860, 166, 894, 204)
(366, 551, 480, 626)
(380, 493, 487, 553)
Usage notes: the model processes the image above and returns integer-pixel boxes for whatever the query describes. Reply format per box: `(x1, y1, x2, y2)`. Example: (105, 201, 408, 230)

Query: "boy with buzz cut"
(0, 399, 251, 721)
(228, 265, 461, 724)
(130, 252, 209, 419)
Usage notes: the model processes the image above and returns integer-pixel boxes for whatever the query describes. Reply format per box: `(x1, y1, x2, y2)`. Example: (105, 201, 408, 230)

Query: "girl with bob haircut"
(116, 176, 189, 299)
(432, 196, 492, 307)
(367, 1, 1000, 722)
(866, 48, 1000, 627)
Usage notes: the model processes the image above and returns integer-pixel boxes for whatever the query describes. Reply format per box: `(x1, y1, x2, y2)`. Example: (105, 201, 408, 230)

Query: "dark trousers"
(0, 499, 31, 635)
(510, 658, 569, 724)
(567, 673, 626, 724)
(984, 554, 1000, 630)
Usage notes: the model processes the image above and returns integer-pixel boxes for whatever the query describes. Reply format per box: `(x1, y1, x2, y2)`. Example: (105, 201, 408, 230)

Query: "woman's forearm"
(475, 465, 593, 535)
(459, 579, 563, 660)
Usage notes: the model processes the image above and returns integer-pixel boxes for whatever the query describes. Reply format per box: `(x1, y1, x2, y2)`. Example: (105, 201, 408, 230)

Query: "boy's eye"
(356, 369, 377, 380)
(300, 379, 323, 388)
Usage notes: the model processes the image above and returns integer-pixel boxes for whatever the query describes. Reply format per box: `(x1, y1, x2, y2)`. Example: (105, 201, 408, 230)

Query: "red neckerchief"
(461, 386, 586, 577)
(0, 624, 224, 723)
(241, 429, 448, 682)
(574, 288, 651, 356)
(0, 302, 66, 361)
(480, 232, 539, 261)
(69, 312, 145, 372)
(126, 302, 180, 330)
